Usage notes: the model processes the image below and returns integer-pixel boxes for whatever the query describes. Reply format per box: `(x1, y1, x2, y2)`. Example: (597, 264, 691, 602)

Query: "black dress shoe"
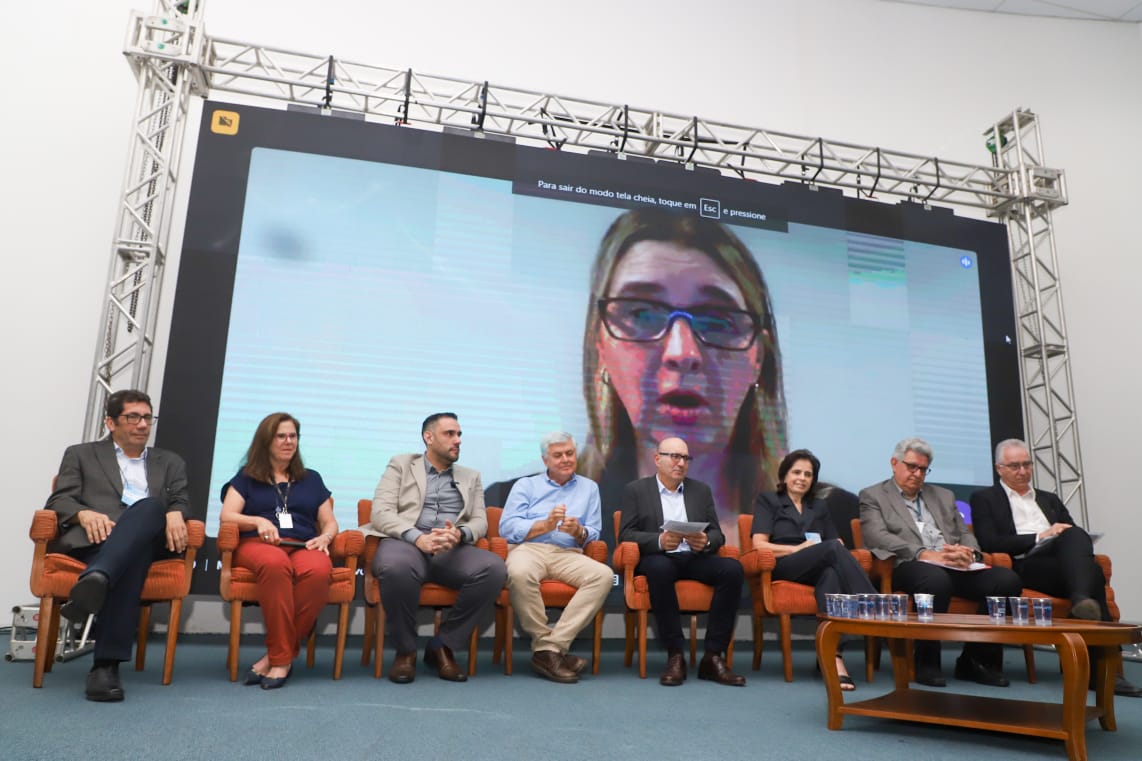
(260, 668, 290, 690)
(242, 669, 266, 686)
(562, 653, 588, 676)
(62, 572, 109, 622)
(424, 644, 467, 682)
(85, 663, 124, 702)
(914, 666, 947, 687)
(659, 651, 687, 686)
(697, 652, 746, 687)
(531, 650, 578, 684)
(388, 652, 417, 684)
(954, 655, 1009, 687)
(1070, 598, 1101, 620)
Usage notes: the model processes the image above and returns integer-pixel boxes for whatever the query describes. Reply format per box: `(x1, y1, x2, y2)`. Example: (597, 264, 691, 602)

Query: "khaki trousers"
(505, 542, 612, 654)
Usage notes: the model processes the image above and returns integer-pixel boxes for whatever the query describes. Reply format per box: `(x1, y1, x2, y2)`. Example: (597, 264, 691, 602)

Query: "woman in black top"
(752, 449, 874, 689)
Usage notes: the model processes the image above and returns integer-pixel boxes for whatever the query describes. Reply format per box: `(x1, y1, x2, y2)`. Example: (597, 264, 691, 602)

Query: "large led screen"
(159, 102, 1021, 589)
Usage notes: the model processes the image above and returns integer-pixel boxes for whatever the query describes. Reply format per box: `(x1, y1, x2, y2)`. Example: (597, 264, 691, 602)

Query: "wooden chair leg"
(227, 600, 242, 682)
(373, 603, 385, 679)
(752, 611, 763, 671)
(1023, 644, 1038, 683)
(689, 613, 698, 667)
(306, 630, 316, 668)
(333, 602, 349, 680)
(44, 606, 62, 675)
(361, 602, 374, 667)
(780, 614, 793, 682)
(467, 622, 479, 677)
(493, 607, 505, 665)
(591, 609, 603, 675)
(135, 603, 151, 672)
(623, 612, 635, 667)
(32, 598, 54, 688)
(637, 609, 648, 678)
(162, 598, 182, 685)
(726, 629, 735, 669)
(864, 635, 876, 683)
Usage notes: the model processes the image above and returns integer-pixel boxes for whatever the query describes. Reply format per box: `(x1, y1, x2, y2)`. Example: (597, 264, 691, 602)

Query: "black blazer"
(619, 476, 724, 557)
(969, 483, 1075, 557)
(752, 492, 838, 545)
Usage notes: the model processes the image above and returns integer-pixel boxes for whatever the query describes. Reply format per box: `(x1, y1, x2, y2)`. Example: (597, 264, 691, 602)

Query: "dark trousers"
(1016, 526, 1109, 620)
(636, 551, 742, 654)
(892, 560, 1023, 670)
(372, 538, 506, 655)
(70, 497, 170, 662)
(773, 540, 876, 612)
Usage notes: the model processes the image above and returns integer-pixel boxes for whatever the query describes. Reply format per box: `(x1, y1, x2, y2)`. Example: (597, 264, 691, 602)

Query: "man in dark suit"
(619, 436, 744, 687)
(971, 438, 1141, 697)
(45, 389, 190, 702)
(859, 437, 1022, 688)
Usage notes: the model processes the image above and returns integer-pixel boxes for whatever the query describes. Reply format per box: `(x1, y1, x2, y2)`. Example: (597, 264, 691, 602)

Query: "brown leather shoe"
(659, 651, 687, 686)
(562, 653, 588, 675)
(531, 650, 579, 683)
(698, 652, 745, 686)
(424, 643, 467, 682)
(388, 651, 416, 684)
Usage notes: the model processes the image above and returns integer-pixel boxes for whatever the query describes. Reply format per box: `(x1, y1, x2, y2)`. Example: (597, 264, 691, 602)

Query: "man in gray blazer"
(859, 437, 1021, 688)
(369, 412, 506, 683)
(45, 389, 190, 702)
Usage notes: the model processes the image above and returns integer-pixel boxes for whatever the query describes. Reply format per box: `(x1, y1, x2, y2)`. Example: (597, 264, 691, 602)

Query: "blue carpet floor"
(2, 637, 1141, 761)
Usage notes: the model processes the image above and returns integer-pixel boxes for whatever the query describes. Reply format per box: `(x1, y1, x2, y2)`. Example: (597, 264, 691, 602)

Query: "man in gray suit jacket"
(45, 389, 190, 702)
(368, 412, 506, 684)
(859, 437, 1021, 689)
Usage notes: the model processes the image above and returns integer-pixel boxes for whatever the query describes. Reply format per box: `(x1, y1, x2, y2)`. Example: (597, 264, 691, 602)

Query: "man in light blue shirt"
(499, 432, 612, 683)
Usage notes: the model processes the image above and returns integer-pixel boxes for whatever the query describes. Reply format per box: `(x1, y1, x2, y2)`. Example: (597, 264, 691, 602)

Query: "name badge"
(277, 512, 294, 530)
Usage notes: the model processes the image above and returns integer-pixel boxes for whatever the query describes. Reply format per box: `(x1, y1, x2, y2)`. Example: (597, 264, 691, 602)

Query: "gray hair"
(540, 431, 576, 457)
(994, 438, 1030, 465)
(893, 437, 933, 462)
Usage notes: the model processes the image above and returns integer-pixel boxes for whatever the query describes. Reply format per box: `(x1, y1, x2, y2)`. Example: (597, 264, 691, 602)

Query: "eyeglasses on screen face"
(598, 298, 763, 351)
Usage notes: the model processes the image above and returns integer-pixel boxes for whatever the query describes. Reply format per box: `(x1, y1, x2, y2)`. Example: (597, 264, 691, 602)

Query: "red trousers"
(234, 539, 333, 666)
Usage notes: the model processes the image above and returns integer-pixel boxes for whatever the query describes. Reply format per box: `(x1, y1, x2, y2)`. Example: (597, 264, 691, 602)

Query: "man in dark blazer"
(619, 436, 745, 687)
(859, 437, 1021, 688)
(45, 389, 190, 702)
(970, 438, 1141, 697)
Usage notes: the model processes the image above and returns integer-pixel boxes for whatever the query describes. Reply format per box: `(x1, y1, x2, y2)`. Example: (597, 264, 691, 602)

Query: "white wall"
(3, 0, 1139, 626)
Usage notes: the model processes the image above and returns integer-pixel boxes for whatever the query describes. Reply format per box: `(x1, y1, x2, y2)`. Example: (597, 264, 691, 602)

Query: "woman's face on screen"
(597, 240, 763, 449)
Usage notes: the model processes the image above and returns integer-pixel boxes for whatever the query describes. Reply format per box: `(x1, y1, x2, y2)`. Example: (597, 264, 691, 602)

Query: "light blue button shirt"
(114, 443, 149, 506)
(658, 476, 691, 553)
(499, 472, 601, 547)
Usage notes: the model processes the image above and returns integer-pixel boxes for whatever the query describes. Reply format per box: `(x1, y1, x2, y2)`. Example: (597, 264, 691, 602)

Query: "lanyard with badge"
(272, 480, 294, 530)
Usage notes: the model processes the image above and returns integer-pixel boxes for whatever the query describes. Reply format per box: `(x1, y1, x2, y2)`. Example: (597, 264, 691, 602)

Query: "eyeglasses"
(274, 432, 299, 442)
(658, 452, 693, 463)
(999, 461, 1033, 471)
(899, 461, 931, 475)
(119, 413, 156, 425)
(598, 298, 763, 351)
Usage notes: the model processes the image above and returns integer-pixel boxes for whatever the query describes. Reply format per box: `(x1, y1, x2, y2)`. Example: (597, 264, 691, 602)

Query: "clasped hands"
(921, 543, 976, 568)
(660, 529, 708, 552)
(414, 520, 463, 555)
(543, 505, 586, 543)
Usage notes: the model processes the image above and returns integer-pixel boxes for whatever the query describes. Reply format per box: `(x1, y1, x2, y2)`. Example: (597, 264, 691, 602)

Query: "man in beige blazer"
(367, 412, 506, 683)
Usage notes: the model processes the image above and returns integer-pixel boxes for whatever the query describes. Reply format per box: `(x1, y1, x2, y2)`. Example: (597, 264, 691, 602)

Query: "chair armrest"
(186, 519, 205, 549)
(851, 548, 872, 574)
(717, 545, 740, 560)
(612, 541, 640, 571)
(584, 540, 608, 564)
(870, 556, 894, 593)
(487, 537, 509, 560)
(30, 510, 60, 543)
(1095, 553, 1112, 582)
(738, 548, 776, 577)
(984, 552, 1011, 569)
(332, 529, 364, 561)
(217, 521, 239, 552)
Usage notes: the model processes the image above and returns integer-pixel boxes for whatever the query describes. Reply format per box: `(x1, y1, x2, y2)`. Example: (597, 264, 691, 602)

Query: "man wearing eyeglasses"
(969, 438, 1141, 697)
(619, 436, 745, 687)
(859, 437, 1021, 689)
(45, 389, 190, 702)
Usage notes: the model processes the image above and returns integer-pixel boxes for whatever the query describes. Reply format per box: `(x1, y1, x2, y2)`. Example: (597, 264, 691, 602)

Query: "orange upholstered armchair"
(357, 498, 504, 678)
(28, 509, 205, 688)
(485, 506, 609, 675)
(737, 513, 873, 681)
(611, 511, 738, 678)
(217, 521, 363, 681)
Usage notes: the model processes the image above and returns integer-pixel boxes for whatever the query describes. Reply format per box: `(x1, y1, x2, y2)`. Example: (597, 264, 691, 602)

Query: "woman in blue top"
(752, 448, 874, 690)
(221, 412, 338, 689)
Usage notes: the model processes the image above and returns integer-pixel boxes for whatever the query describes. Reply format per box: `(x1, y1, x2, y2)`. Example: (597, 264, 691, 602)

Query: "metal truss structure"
(94, 0, 1082, 518)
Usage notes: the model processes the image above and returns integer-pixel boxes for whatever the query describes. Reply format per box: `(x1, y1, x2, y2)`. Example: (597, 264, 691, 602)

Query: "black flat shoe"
(838, 674, 856, 691)
(62, 572, 109, 622)
(243, 669, 265, 686)
(260, 669, 290, 690)
(954, 655, 1009, 688)
(85, 663, 124, 702)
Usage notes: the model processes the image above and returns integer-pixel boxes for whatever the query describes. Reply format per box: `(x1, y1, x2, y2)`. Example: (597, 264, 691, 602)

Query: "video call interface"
(159, 101, 1021, 551)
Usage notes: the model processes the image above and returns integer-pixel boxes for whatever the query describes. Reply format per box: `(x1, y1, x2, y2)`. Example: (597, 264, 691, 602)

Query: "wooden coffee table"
(816, 613, 1141, 761)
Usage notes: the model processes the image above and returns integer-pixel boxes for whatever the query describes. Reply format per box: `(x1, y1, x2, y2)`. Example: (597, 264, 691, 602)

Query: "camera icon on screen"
(700, 198, 721, 219)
